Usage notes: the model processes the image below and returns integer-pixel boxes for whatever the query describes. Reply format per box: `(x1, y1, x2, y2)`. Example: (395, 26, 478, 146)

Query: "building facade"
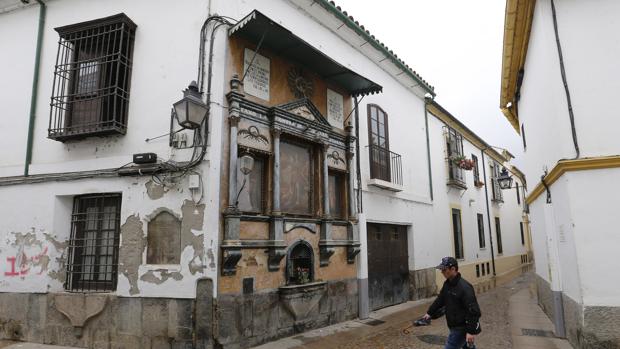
(500, 1, 620, 348)
(0, 0, 528, 348)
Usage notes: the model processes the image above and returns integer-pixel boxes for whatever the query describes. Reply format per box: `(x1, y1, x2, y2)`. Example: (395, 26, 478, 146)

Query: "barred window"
(491, 161, 504, 202)
(446, 127, 465, 185)
(66, 194, 121, 292)
(49, 14, 137, 141)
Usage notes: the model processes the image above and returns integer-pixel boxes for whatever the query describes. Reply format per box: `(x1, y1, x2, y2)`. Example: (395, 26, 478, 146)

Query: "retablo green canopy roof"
(229, 10, 383, 97)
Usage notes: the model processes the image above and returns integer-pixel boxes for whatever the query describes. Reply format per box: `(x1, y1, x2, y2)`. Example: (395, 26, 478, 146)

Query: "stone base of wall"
(409, 267, 437, 301)
(0, 279, 214, 349)
(214, 278, 358, 349)
(535, 274, 620, 349)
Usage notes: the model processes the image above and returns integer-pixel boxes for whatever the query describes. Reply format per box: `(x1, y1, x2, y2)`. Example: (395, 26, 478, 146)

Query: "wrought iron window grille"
(65, 193, 121, 292)
(49, 14, 137, 141)
(444, 126, 466, 188)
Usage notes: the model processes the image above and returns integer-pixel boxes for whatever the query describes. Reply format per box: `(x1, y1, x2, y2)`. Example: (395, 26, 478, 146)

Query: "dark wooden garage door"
(367, 223, 410, 310)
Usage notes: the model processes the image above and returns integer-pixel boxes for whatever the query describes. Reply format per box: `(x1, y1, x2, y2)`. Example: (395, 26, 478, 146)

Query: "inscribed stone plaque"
(243, 48, 270, 100)
(147, 211, 181, 264)
(327, 89, 344, 128)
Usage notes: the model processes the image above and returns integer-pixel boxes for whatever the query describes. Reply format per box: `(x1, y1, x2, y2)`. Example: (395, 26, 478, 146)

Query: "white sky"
(334, 0, 523, 166)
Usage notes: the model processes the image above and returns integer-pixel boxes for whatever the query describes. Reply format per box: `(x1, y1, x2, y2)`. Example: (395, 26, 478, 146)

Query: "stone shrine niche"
(286, 241, 314, 285)
(147, 211, 181, 264)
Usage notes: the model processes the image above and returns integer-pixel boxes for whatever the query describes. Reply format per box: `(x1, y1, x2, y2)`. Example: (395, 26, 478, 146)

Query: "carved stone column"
(268, 128, 285, 270)
(320, 142, 334, 266)
(346, 124, 360, 264)
(221, 74, 243, 276)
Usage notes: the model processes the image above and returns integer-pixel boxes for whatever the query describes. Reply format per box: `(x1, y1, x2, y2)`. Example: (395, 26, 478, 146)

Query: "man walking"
(423, 257, 481, 349)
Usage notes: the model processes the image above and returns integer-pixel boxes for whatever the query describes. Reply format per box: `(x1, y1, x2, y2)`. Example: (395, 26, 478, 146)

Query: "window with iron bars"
(491, 161, 504, 202)
(65, 194, 121, 292)
(445, 127, 465, 186)
(49, 14, 137, 141)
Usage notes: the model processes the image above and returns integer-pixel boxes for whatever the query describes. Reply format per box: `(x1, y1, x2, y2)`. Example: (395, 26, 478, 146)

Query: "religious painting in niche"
(329, 172, 345, 219)
(280, 140, 313, 215)
(327, 89, 344, 128)
(147, 211, 181, 264)
(243, 48, 270, 100)
(286, 241, 314, 285)
(236, 155, 265, 213)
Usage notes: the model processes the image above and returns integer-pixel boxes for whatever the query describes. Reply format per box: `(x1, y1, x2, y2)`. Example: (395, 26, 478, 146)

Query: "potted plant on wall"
(450, 155, 475, 171)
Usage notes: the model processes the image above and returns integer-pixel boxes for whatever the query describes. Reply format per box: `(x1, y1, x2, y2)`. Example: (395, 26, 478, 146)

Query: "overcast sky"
(334, 0, 523, 166)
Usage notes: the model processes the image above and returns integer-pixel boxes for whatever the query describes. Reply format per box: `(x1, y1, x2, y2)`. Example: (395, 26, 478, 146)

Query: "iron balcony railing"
(368, 144, 402, 186)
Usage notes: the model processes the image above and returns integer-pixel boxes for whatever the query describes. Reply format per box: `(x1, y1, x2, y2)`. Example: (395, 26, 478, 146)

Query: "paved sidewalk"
(509, 285, 573, 349)
(252, 270, 575, 349)
(0, 341, 82, 349)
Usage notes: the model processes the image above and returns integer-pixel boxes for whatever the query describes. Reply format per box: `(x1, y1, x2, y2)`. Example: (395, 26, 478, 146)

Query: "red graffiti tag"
(4, 246, 48, 277)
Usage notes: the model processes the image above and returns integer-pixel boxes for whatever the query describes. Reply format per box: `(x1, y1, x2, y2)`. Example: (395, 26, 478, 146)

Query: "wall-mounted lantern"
(497, 167, 514, 190)
(173, 81, 208, 129)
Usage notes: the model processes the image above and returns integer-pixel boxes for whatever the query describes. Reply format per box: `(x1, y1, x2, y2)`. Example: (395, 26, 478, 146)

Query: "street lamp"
(497, 167, 514, 190)
(173, 81, 208, 129)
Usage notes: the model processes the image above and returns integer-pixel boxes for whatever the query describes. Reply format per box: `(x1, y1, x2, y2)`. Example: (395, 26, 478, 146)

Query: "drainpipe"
(481, 148, 496, 276)
(424, 98, 433, 201)
(24, 0, 46, 176)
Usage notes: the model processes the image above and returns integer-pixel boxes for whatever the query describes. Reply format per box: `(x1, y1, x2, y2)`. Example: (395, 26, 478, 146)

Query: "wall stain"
(145, 180, 166, 200)
(118, 215, 145, 295)
(140, 269, 183, 284)
(181, 200, 205, 275)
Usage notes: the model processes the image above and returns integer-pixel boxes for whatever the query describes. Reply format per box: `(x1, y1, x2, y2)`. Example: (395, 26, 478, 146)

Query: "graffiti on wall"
(2, 230, 66, 281)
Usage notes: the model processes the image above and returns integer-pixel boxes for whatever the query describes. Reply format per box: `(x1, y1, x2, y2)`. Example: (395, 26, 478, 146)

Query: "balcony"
(368, 145, 403, 192)
(447, 160, 467, 190)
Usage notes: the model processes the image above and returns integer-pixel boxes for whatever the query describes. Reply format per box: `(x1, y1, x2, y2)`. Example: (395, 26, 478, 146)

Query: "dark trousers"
(444, 329, 474, 349)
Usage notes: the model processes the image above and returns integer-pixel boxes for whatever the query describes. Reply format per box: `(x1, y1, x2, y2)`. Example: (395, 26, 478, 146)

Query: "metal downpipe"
(24, 0, 46, 176)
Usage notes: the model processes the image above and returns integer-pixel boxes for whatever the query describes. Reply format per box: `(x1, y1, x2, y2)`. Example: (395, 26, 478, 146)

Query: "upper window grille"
(491, 161, 504, 202)
(472, 154, 480, 184)
(49, 14, 137, 141)
(445, 127, 465, 185)
(66, 193, 121, 292)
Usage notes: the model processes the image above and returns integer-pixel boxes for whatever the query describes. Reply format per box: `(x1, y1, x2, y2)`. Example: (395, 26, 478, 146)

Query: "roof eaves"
(316, 0, 436, 97)
(500, 0, 536, 133)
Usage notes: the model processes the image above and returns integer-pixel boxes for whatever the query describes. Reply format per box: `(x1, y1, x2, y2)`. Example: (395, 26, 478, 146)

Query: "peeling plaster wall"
(0, 175, 218, 299)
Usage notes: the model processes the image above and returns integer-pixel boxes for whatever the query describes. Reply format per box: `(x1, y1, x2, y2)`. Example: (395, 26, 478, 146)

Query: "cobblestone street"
(254, 269, 574, 349)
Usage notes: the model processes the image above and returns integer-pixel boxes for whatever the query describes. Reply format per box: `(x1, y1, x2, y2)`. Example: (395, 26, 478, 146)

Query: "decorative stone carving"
(53, 293, 109, 337)
(347, 246, 361, 264)
(221, 247, 242, 276)
(287, 67, 314, 99)
(284, 222, 316, 234)
(237, 121, 271, 152)
(279, 281, 326, 321)
(319, 245, 335, 267)
(327, 147, 347, 171)
(268, 247, 287, 271)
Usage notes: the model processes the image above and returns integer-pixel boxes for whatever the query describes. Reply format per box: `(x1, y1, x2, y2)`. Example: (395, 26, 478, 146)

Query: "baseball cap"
(436, 256, 458, 270)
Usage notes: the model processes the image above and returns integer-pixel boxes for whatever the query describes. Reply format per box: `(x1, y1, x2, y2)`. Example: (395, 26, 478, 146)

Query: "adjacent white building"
(0, 0, 529, 347)
(501, 1, 620, 348)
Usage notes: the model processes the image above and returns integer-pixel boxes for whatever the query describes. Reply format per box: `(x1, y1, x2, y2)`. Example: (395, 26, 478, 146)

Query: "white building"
(500, 0, 620, 348)
(0, 0, 528, 347)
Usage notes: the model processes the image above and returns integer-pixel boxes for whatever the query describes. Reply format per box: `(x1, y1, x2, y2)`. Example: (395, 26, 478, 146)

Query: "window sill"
(48, 124, 126, 142)
(367, 178, 403, 192)
(447, 179, 467, 190)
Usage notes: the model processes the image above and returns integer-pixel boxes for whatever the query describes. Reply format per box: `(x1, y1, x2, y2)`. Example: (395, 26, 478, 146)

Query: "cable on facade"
(551, 0, 580, 159)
